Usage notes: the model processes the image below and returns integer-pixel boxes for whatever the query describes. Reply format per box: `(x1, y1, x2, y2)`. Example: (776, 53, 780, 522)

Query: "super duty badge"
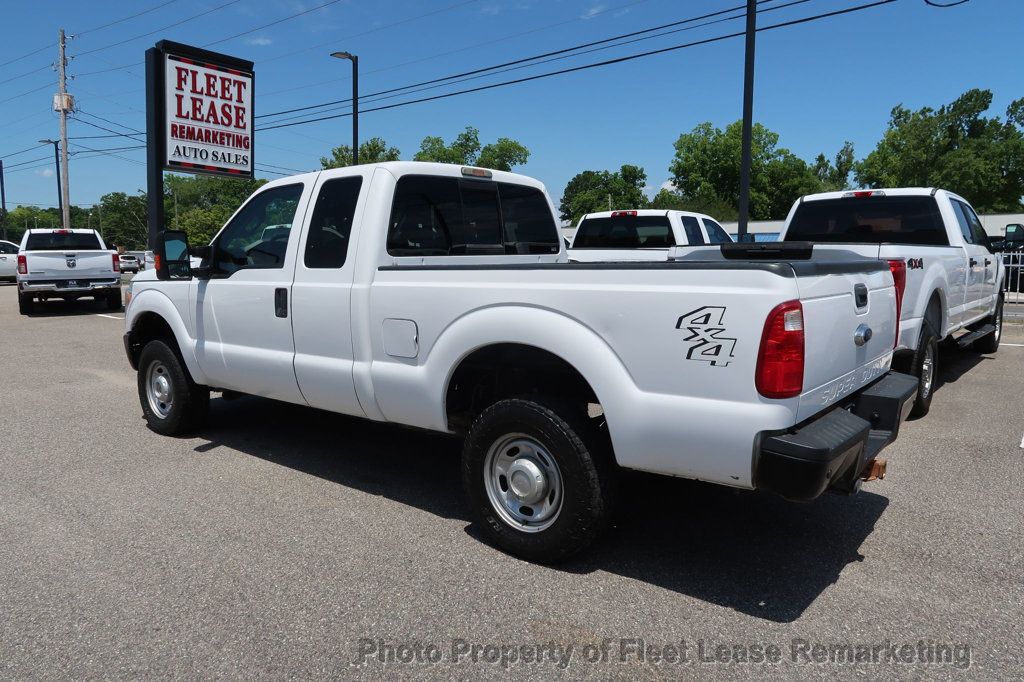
(676, 306, 736, 367)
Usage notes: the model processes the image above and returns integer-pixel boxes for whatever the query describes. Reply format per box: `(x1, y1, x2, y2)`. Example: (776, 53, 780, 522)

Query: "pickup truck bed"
(124, 162, 913, 562)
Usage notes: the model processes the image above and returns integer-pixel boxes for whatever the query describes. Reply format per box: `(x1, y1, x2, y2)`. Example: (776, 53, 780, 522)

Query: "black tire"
(18, 292, 34, 315)
(137, 339, 209, 435)
(106, 288, 123, 311)
(461, 397, 617, 564)
(908, 322, 938, 419)
(972, 296, 1003, 354)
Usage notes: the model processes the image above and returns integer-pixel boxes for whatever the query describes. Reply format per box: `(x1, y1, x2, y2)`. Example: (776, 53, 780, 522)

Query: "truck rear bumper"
(754, 371, 918, 502)
(19, 278, 120, 296)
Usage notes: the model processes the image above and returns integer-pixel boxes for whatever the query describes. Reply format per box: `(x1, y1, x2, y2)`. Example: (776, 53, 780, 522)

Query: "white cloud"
(581, 2, 607, 19)
(660, 180, 676, 191)
(480, 3, 501, 15)
(245, 36, 273, 46)
(36, 168, 54, 178)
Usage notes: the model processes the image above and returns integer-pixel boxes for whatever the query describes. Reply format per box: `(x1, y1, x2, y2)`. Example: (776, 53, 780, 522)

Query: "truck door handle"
(969, 258, 978, 267)
(985, 258, 991, 266)
(274, 288, 288, 318)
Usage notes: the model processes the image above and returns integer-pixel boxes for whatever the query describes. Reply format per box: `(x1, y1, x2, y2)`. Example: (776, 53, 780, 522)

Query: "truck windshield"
(573, 216, 675, 248)
(25, 232, 103, 251)
(786, 196, 949, 246)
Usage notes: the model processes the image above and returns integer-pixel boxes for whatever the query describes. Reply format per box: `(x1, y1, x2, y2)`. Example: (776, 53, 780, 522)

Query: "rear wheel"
(973, 296, 1002, 354)
(18, 292, 34, 315)
(137, 339, 209, 435)
(461, 397, 617, 563)
(908, 322, 938, 419)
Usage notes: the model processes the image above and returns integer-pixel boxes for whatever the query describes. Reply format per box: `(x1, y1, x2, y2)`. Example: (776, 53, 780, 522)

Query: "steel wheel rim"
(483, 433, 563, 533)
(920, 344, 935, 400)
(146, 360, 173, 419)
(995, 307, 1002, 342)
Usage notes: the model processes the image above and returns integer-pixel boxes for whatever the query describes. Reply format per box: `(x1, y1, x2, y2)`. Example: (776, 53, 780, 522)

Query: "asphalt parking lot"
(1, 282, 1022, 679)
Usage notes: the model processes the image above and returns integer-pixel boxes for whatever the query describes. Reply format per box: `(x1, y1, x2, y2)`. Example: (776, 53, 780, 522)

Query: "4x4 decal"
(676, 306, 736, 367)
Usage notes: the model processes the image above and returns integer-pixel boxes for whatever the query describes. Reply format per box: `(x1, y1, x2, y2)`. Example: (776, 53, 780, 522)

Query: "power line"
(0, 81, 52, 106)
(260, 0, 899, 133)
(74, 0, 184, 36)
(69, 116, 146, 142)
(203, 0, 345, 48)
(73, 0, 242, 59)
(260, 0, 811, 126)
(923, 0, 969, 6)
(77, 110, 145, 135)
(0, 63, 53, 87)
(0, 42, 52, 70)
(1, 143, 48, 161)
(3, 154, 54, 170)
(257, 0, 772, 121)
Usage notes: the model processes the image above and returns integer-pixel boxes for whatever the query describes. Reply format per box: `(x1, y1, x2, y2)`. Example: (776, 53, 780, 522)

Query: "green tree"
(813, 141, 855, 191)
(559, 165, 649, 224)
(320, 137, 401, 168)
(96, 192, 147, 249)
(163, 174, 267, 244)
(413, 126, 530, 171)
(856, 89, 1024, 212)
(669, 120, 821, 220)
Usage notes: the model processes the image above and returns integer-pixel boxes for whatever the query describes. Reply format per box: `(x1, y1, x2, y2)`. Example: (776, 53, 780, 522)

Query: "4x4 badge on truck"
(676, 306, 737, 367)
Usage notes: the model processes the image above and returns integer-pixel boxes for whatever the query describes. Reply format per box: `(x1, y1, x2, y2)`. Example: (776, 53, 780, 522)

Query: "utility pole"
(56, 29, 72, 230)
(736, 0, 757, 243)
(0, 159, 7, 241)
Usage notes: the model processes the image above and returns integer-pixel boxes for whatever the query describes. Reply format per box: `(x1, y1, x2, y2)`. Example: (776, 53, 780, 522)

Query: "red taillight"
(887, 259, 906, 348)
(611, 210, 638, 217)
(154, 254, 162, 271)
(756, 300, 805, 399)
(17, 254, 27, 275)
(112, 253, 120, 272)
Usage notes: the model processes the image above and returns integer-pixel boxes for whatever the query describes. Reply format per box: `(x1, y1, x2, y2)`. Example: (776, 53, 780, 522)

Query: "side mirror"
(157, 230, 192, 281)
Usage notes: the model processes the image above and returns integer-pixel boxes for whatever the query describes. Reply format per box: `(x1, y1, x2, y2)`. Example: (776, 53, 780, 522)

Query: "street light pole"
(736, 0, 757, 243)
(39, 139, 63, 217)
(330, 51, 359, 165)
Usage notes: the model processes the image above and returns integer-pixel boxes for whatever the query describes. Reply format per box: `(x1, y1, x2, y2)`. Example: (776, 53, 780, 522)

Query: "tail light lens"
(112, 253, 120, 273)
(756, 300, 805, 399)
(887, 259, 906, 348)
(17, 255, 27, 275)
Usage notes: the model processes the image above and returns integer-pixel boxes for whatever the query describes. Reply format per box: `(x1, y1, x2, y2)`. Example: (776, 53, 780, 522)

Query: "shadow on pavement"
(934, 344, 988, 392)
(194, 395, 889, 623)
(18, 297, 123, 317)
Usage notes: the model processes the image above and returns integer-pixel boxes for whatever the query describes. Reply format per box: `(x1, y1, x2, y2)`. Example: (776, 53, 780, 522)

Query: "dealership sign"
(147, 40, 254, 179)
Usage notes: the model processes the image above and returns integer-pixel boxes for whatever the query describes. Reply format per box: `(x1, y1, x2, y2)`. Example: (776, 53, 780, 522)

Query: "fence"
(1003, 250, 1023, 305)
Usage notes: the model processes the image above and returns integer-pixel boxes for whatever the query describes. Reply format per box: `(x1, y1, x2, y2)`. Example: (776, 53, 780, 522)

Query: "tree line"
(2, 89, 1019, 244)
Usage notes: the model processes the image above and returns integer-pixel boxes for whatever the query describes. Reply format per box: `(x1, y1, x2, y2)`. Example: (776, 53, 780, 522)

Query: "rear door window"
(785, 196, 949, 246)
(305, 176, 363, 268)
(25, 232, 103, 251)
(680, 216, 704, 245)
(573, 215, 675, 248)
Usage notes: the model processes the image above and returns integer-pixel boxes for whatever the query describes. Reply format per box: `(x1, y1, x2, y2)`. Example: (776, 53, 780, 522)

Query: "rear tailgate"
(795, 258, 897, 422)
(23, 250, 117, 280)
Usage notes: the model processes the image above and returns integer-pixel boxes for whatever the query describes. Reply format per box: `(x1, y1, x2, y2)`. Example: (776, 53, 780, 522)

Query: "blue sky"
(0, 0, 1021, 210)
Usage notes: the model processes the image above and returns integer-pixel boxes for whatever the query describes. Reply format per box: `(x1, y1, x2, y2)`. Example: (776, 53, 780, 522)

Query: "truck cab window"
(305, 177, 362, 268)
(388, 176, 460, 256)
(213, 184, 302, 275)
(703, 218, 731, 244)
(498, 183, 559, 254)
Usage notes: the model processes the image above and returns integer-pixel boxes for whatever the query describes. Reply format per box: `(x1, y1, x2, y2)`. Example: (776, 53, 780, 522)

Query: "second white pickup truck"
(780, 188, 1004, 417)
(124, 162, 916, 562)
(17, 228, 122, 314)
(568, 209, 732, 262)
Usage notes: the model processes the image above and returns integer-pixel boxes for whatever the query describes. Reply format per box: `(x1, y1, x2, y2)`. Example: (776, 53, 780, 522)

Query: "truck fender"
(908, 264, 949, 337)
(126, 288, 211, 386)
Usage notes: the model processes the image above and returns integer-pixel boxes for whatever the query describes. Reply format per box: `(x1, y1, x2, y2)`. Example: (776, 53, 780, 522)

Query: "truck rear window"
(387, 176, 559, 256)
(25, 232, 103, 251)
(785, 196, 949, 246)
(573, 216, 676, 249)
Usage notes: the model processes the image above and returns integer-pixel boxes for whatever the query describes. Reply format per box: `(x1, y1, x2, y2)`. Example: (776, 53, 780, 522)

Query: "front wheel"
(137, 339, 209, 435)
(461, 398, 617, 564)
(973, 296, 1003, 354)
(909, 323, 938, 419)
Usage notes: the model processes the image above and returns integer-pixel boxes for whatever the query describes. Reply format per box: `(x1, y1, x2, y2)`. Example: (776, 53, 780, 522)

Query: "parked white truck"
(568, 209, 732, 262)
(124, 162, 916, 562)
(780, 188, 1004, 417)
(16, 228, 122, 314)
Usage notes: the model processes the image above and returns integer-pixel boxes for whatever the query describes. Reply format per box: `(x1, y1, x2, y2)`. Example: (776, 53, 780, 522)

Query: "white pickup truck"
(780, 188, 1004, 417)
(568, 209, 732, 262)
(124, 162, 916, 562)
(16, 228, 123, 314)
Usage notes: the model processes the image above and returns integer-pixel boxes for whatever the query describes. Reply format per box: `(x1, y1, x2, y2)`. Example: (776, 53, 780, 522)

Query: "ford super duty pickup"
(780, 188, 1004, 417)
(123, 162, 916, 562)
(17, 228, 123, 314)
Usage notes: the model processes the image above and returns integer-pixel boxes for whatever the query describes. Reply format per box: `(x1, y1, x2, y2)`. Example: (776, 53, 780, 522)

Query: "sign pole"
(737, 0, 757, 243)
(144, 46, 166, 254)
